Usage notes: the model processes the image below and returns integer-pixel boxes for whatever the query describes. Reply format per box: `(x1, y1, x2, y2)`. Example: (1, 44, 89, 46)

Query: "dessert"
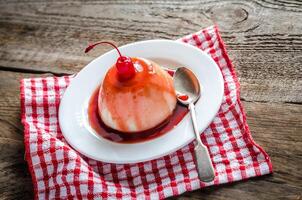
(86, 41, 177, 133)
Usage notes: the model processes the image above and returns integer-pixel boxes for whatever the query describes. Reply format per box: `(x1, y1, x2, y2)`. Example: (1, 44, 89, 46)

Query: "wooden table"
(0, 0, 301, 199)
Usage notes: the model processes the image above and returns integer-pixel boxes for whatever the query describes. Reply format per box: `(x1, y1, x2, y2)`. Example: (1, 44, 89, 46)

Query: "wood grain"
(0, 0, 301, 103)
(0, 0, 301, 199)
(0, 70, 301, 199)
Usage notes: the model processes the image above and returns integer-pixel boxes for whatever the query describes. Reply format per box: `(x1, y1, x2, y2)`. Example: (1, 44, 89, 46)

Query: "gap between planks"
(1, 67, 302, 105)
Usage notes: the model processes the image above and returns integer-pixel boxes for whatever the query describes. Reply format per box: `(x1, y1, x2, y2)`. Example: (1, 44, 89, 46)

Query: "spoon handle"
(189, 103, 215, 182)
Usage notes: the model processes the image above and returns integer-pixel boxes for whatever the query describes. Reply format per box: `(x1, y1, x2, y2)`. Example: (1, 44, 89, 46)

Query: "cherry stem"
(85, 41, 123, 57)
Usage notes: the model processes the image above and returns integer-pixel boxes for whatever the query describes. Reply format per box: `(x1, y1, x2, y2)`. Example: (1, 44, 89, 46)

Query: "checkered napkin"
(21, 25, 272, 199)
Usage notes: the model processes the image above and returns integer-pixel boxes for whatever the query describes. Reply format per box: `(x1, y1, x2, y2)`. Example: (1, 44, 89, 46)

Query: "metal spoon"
(173, 67, 215, 182)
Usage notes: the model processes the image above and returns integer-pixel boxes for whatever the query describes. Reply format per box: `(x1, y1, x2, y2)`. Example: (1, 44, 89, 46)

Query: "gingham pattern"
(21, 26, 272, 200)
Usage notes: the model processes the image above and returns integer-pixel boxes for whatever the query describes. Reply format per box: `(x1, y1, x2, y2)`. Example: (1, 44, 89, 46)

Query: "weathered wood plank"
(0, 70, 301, 199)
(0, 0, 301, 103)
(0, 139, 33, 200)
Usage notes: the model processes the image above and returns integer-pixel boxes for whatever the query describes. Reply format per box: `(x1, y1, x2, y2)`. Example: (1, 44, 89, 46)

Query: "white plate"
(59, 40, 224, 164)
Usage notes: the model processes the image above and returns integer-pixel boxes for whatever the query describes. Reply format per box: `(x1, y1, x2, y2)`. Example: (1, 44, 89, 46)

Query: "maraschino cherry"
(85, 41, 136, 81)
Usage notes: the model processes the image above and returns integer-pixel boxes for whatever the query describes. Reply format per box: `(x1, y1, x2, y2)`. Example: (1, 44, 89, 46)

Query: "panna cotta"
(98, 57, 177, 132)
(85, 41, 177, 134)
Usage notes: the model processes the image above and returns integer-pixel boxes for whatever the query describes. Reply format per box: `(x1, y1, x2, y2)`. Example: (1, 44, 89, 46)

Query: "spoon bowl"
(173, 67, 201, 105)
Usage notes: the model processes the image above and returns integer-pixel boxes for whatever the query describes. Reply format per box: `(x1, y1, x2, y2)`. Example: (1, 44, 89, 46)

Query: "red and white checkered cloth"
(21, 25, 272, 199)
